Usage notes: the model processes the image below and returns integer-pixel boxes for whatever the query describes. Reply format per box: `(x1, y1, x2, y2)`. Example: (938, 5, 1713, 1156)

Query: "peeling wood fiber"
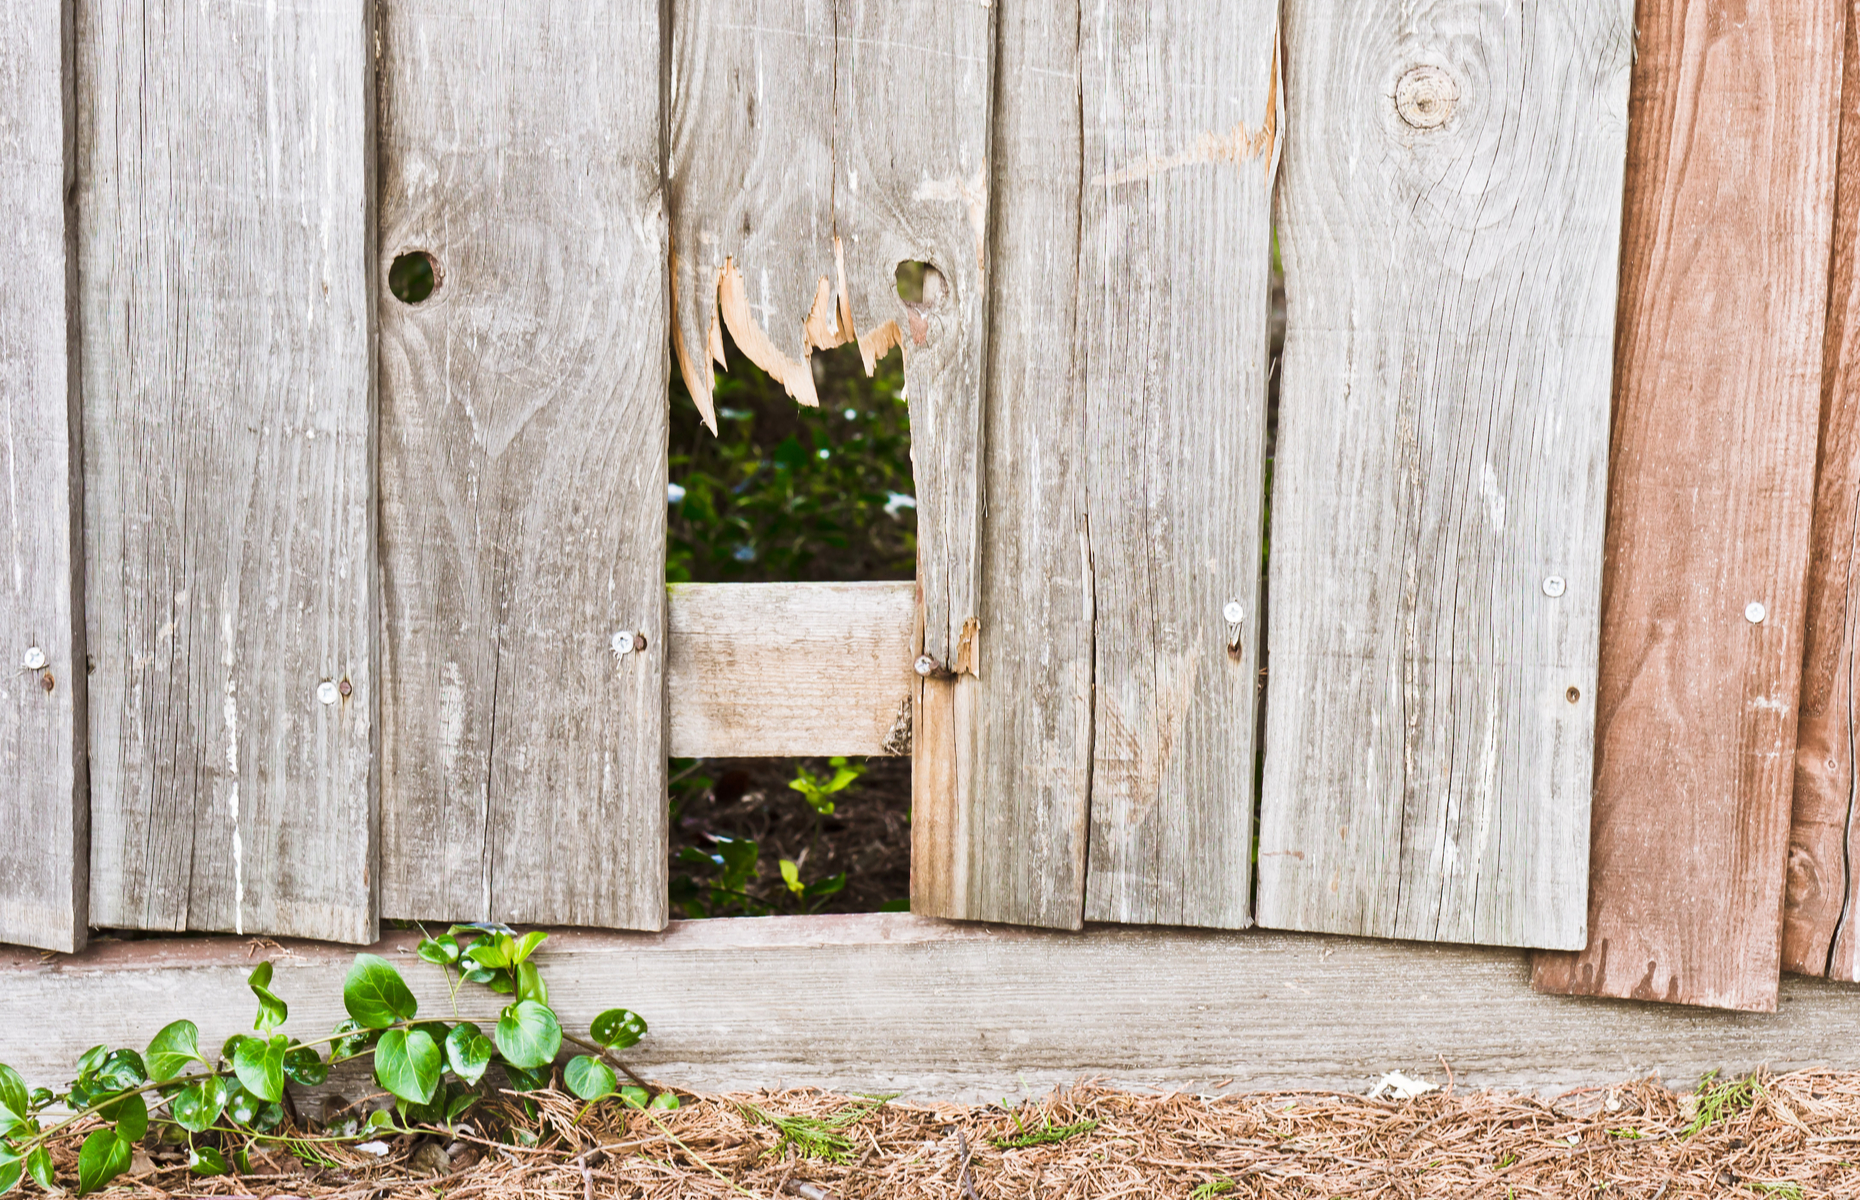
(1259, 0, 1634, 950)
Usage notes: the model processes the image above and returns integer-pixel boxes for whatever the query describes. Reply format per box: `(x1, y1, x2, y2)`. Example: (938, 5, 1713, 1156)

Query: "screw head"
(611, 630, 636, 657)
(316, 680, 340, 705)
(1542, 576, 1566, 598)
(1745, 601, 1767, 624)
(1222, 600, 1245, 625)
(914, 655, 939, 677)
(22, 647, 46, 671)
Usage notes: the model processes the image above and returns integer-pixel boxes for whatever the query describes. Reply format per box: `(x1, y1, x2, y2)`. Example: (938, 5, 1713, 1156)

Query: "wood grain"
(77, 0, 377, 942)
(377, 0, 668, 931)
(1077, 0, 1276, 929)
(666, 582, 914, 758)
(927, 0, 1093, 929)
(1259, 0, 1634, 950)
(1784, 0, 1860, 984)
(1534, 0, 1844, 1009)
(9, 918, 1860, 1101)
(0, 0, 86, 953)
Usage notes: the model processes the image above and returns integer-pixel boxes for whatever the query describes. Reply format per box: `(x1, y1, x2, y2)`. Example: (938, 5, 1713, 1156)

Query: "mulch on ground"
(53, 1070, 1860, 1198)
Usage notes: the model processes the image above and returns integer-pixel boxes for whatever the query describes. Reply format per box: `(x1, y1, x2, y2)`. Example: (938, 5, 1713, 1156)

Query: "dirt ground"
(54, 1070, 1860, 1198)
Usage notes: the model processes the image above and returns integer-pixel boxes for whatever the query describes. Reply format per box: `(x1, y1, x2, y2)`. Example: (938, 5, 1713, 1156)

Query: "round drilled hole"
(895, 260, 945, 306)
(389, 251, 439, 304)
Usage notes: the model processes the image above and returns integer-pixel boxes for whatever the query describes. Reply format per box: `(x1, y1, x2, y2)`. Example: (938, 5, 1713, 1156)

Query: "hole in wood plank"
(667, 326, 915, 919)
(388, 251, 439, 304)
(894, 260, 944, 306)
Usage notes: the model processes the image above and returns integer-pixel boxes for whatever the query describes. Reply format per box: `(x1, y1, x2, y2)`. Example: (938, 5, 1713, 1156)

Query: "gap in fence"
(664, 313, 917, 920)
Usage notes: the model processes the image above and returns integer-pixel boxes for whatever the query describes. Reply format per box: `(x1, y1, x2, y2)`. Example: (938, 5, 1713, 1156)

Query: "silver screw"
(1542, 576, 1566, 598)
(1745, 601, 1767, 624)
(914, 655, 939, 677)
(316, 680, 340, 705)
(1222, 600, 1245, 625)
(611, 629, 636, 658)
(22, 647, 46, 671)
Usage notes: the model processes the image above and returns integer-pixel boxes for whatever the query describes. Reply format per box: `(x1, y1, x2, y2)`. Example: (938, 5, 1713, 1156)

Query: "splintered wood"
(377, 0, 669, 931)
(1257, 0, 1634, 950)
(1532, 0, 1845, 1011)
(0, 0, 85, 953)
(77, 0, 377, 943)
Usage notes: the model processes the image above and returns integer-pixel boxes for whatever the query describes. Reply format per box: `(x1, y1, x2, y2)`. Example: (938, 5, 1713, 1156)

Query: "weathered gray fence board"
(0, 0, 86, 954)
(378, 0, 668, 930)
(935, 0, 1094, 929)
(78, 0, 377, 942)
(1258, 0, 1633, 949)
(666, 582, 914, 759)
(1076, 0, 1277, 929)
(9, 918, 1860, 1101)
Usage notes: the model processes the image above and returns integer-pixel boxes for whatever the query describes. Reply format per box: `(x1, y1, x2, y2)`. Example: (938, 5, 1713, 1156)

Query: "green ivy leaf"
(144, 1021, 201, 1083)
(25, 1146, 53, 1191)
(187, 1145, 227, 1177)
(590, 1009, 647, 1051)
(493, 1000, 561, 1070)
(0, 1064, 28, 1124)
(248, 962, 288, 1034)
(444, 1023, 495, 1087)
(501, 1063, 551, 1093)
(0, 1155, 20, 1198)
(563, 1056, 616, 1101)
(343, 954, 418, 1029)
(779, 858, 804, 896)
(233, 1035, 289, 1103)
(73, 1046, 109, 1080)
(618, 1085, 649, 1109)
(416, 935, 459, 966)
(464, 940, 508, 971)
(169, 1076, 230, 1133)
(459, 966, 498, 987)
(76, 1129, 131, 1196)
(224, 1085, 284, 1131)
(373, 1029, 441, 1105)
(329, 1017, 378, 1060)
(110, 1092, 148, 1144)
(510, 930, 548, 965)
(514, 961, 547, 1006)
(91, 1050, 146, 1093)
(649, 1091, 681, 1111)
(444, 1090, 478, 1124)
(283, 1044, 329, 1087)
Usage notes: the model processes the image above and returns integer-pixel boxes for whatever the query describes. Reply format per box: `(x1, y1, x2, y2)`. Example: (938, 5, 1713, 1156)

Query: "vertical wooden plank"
(378, 0, 668, 929)
(928, 0, 1092, 928)
(1533, 1, 1843, 1009)
(1076, 1, 1277, 928)
(1786, 0, 1860, 984)
(669, 0, 993, 921)
(78, 0, 377, 942)
(0, 0, 86, 953)
(1259, 1, 1633, 949)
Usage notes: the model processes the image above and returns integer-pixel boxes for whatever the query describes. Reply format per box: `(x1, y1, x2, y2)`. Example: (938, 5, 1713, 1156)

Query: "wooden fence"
(1, 0, 1858, 1027)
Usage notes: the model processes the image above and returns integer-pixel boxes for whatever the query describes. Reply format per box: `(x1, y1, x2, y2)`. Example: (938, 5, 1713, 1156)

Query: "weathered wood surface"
(1076, 0, 1276, 930)
(1259, 0, 1634, 950)
(1534, 0, 1844, 1010)
(77, 0, 377, 942)
(0, 0, 86, 953)
(377, 0, 668, 931)
(666, 582, 914, 758)
(925, 0, 1093, 929)
(8, 917, 1860, 1101)
(1785, 0, 1860, 985)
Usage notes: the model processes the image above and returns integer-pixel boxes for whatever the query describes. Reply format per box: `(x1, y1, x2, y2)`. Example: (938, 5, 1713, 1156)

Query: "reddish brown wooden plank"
(1532, 0, 1845, 1010)
(1784, 0, 1860, 982)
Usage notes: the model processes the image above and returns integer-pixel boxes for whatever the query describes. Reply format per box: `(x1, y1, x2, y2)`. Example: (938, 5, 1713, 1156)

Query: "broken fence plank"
(1259, 0, 1634, 949)
(1534, 0, 1843, 1009)
(0, 0, 86, 953)
(666, 582, 915, 759)
(1075, 0, 1277, 930)
(78, 0, 377, 942)
(377, 0, 669, 931)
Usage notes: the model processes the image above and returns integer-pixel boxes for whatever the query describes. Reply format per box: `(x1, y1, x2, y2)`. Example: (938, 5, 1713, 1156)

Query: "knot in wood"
(1395, 66, 1458, 129)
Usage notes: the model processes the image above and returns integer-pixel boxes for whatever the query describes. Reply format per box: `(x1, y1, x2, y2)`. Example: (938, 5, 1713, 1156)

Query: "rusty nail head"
(633, 632, 648, 652)
(1566, 686, 1580, 703)
(41, 674, 54, 692)
(339, 678, 353, 697)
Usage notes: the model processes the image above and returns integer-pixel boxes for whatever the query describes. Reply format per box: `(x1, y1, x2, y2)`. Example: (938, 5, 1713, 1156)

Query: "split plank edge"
(7, 916, 1860, 1101)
